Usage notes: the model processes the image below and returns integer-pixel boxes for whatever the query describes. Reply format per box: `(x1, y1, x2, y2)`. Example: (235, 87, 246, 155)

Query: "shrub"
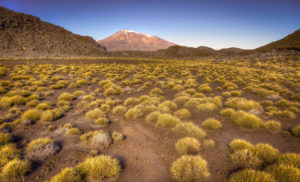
(276, 153, 300, 168)
(201, 118, 222, 130)
(26, 138, 54, 153)
(76, 155, 121, 180)
(231, 110, 264, 129)
(57, 93, 74, 101)
(85, 108, 105, 120)
(229, 139, 253, 152)
(220, 108, 235, 116)
(172, 122, 206, 139)
(50, 167, 82, 182)
(175, 137, 200, 155)
(94, 117, 109, 125)
(145, 111, 160, 123)
(230, 149, 262, 168)
(0, 144, 20, 167)
(22, 109, 41, 121)
(112, 106, 126, 115)
(112, 132, 124, 141)
(40, 109, 62, 122)
(125, 107, 142, 120)
(292, 125, 300, 137)
(1, 159, 31, 180)
(170, 155, 210, 181)
(253, 143, 279, 163)
(156, 114, 180, 128)
(0, 132, 12, 145)
(266, 164, 300, 182)
(66, 128, 81, 135)
(229, 169, 276, 182)
(174, 109, 191, 120)
(264, 120, 281, 133)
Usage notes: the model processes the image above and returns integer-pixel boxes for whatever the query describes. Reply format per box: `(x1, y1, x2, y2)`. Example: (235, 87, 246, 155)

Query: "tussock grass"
(112, 106, 126, 115)
(22, 109, 41, 121)
(112, 132, 124, 141)
(174, 109, 191, 120)
(253, 143, 279, 163)
(50, 167, 82, 182)
(229, 139, 253, 152)
(231, 110, 264, 129)
(94, 117, 109, 125)
(26, 138, 54, 153)
(85, 108, 105, 120)
(276, 153, 300, 168)
(57, 92, 75, 101)
(0, 144, 20, 167)
(1, 159, 31, 180)
(292, 125, 300, 137)
(145, 111, 160, 123)
(264, 120, 281, 133)
(76, 155, 121, 180)
(229, 169, 276, 182)
(41, 109, 62, 122)
(201, 118, 222, 130)
(172, 122, 206, 139)
(265, 164, 300, 182)
(230, 149, 262, 168)
(170, 155, 210, 181)
(156, 113, 180, 128)
(175, 137, 200, 155)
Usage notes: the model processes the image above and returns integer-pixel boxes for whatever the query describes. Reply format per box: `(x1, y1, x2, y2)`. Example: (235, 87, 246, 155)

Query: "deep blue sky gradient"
(1, 0, 299, 49)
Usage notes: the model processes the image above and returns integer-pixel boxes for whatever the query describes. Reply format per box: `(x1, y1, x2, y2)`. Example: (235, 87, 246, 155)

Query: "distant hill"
(0, 7, 107, 57)
(98, 30, 176, 51)
(255, 29, 300, 52)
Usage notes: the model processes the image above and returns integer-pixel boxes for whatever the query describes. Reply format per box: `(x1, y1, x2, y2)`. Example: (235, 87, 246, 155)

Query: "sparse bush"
(175, 137, 200, 155)
(229, 139, 253, 152)
(291, 125, 300, 137)
(170, 155, 210, 181)
(76, 155, 121, 180)
(50, 167, 82, 182)
(85, 108, 105, 120)
(231, 110, 264, 129)
(1, 159, 31, 180)
(264, 120, 281, 133)
(230, 149, 262, 168)
(22, 109, 41, 121)
(266, 164, 300, 182)
(58, 92, 74, 101)
(229, 169, 276, 182)
(172, 122, 206, 139)
(26, 138, 59, 160)
(26, 138, 54, 153)
(201, 118, 222, 130)
(156, 113, 180, 128)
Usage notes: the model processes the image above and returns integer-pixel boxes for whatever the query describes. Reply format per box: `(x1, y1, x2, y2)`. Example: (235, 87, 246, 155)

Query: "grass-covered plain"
(0, 56, 299, 181)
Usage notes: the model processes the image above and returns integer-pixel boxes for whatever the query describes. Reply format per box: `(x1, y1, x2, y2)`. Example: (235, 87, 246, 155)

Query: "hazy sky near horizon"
(1, 0, 300, 49)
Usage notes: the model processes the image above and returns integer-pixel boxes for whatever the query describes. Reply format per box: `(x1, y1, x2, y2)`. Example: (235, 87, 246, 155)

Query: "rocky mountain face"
(97, 30, 176, 51)
(0, 7, 107, 57)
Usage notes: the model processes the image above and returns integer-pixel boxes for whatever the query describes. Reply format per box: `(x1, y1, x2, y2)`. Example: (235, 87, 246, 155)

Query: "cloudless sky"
(1, 0, 300, 49)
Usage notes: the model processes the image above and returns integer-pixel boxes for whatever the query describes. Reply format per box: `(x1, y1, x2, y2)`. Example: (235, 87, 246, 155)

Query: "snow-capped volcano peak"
(98, 29, 175, 51)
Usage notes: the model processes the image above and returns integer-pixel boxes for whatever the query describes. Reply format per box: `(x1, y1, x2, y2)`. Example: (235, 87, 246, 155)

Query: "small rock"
(91, 133, 112, 149)
(266, 94, 282, 100)
(22, 119, 33, 126)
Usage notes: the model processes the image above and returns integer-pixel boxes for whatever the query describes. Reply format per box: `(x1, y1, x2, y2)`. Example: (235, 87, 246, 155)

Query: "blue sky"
(1, 0, 299, 49)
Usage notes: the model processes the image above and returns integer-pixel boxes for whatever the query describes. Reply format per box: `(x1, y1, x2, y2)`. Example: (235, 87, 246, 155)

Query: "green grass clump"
(0, 132, 12, 146)
(229, 139, 254, 152)
(0, 144, 20, 167)
(112, 132, 124, 141)
(265, 164, 300, 182)
(50, 167, 82, 182)
(170, 155, 210, 181)
(94, 117, 109, 125)
(85, 108, 105, 120)
(22, 109, 41, 121)
(76, 155, 121, 180)
(145, 111, 160, 123)
(40, 109, 62, 122)
(174, 109, 191, 120)
(264, 120, 281, 133)
(276, 153, 300, 168)
(253, 143, 279, 163)
(156, 113, 180, 128)
(26, 138, 54, 153)
(230, 149, 262, 168)
(172, 122, 206, 139)
(231, 110, 264, 129)
(1, 159, 31, 180)
(201, 118, 222, 130)
(112, 106, 126, 115)
(57, 92, 75, 101)
(292, 125, 300, 137)
(229, 169, 276, 182)
(175, 137, 200, 155)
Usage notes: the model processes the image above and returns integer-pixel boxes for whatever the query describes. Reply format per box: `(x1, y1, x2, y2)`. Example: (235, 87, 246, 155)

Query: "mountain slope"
(98, 30, 176, 51)
(256, 29, 300, 51)
(0, 7, 107, 57)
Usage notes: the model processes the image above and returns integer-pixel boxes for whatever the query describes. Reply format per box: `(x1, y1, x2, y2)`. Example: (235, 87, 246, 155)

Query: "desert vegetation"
(0, 56, 299, 181)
